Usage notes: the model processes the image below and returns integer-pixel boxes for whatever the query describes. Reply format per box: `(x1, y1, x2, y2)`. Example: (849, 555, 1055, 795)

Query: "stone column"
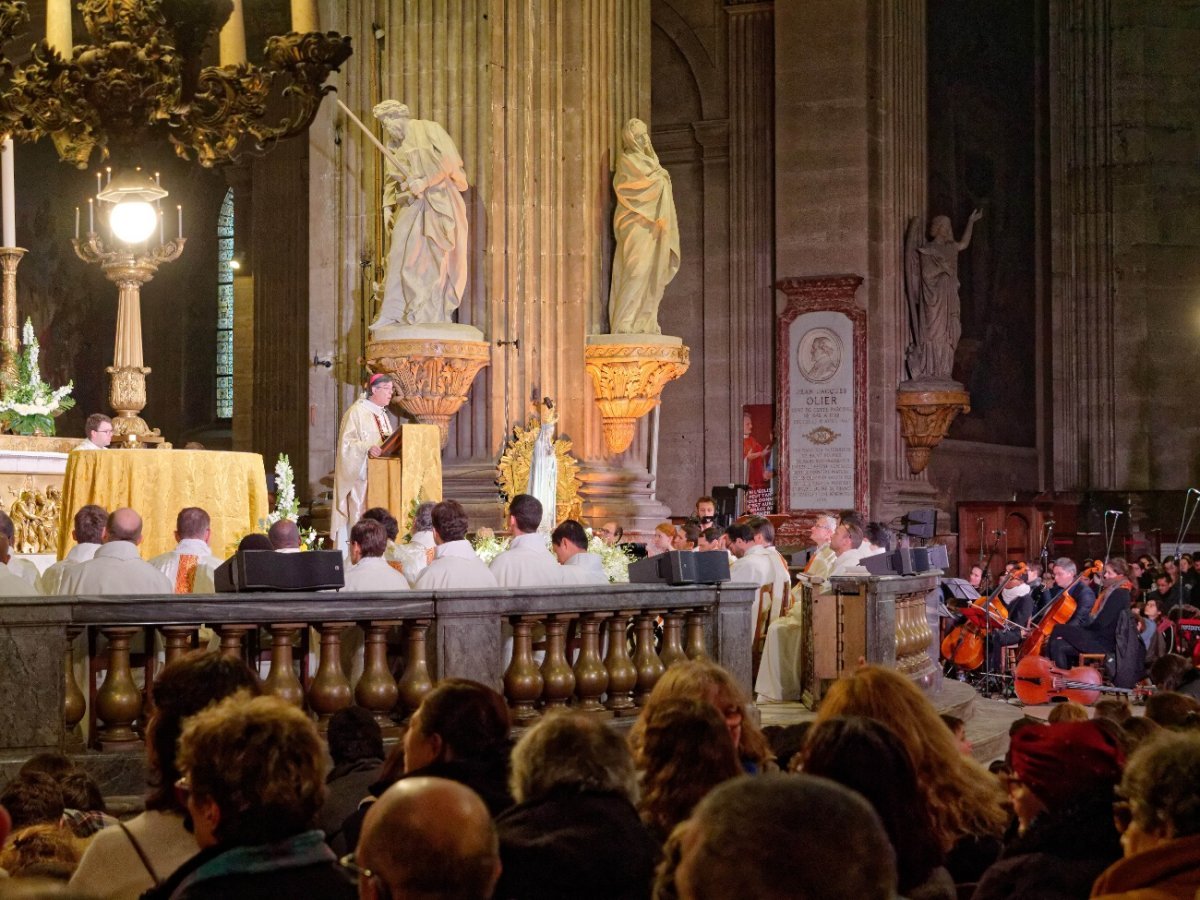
(315, 1, 655, 526)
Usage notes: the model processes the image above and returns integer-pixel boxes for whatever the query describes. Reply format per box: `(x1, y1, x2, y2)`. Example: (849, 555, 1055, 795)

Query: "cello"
(1016, 560, 1104, 661)
(941, 563, 1026, 671)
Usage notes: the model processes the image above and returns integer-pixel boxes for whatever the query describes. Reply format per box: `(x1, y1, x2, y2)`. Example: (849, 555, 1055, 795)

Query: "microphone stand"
(1039, 521, 1054, 575)
(1170, 489, 1200, 615)
(1103, 511, 1122, 566)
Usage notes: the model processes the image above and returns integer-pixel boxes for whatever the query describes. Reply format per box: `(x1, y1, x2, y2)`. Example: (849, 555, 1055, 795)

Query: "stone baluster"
(632, 613, 666, 705)
(263, 623, 305, 707)
(215, 623, 255, 660)
(504, 617, 544, 722)
(572, 612, 609, 714)
(356, 621, 400, 725)
(94, 626, 142, 750)
(604, 612, 637, 714)
(64, 626, 85, 732)
(160, 626, 199, 666)
(396, 619, 433, 715)
(660, 611, 687, 667)
(308, 623, 353, 727)
(540, 614, 576, 709)
(684, 609, 709, 660)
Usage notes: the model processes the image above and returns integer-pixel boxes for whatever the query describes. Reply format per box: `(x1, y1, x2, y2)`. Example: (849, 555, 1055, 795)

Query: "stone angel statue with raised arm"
(903, 208, 982, 382)
(370, 100, 470, 329)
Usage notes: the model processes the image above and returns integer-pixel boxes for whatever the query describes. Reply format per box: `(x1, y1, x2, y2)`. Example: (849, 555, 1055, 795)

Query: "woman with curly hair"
(817, 666, 1007, 882)
(630, 659, 773, 773)
(632, 698, 742, 842)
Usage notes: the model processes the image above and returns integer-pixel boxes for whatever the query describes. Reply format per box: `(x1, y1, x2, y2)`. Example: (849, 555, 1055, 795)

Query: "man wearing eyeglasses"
(351, 776, 500, 900)
(75, 412, 114, 451)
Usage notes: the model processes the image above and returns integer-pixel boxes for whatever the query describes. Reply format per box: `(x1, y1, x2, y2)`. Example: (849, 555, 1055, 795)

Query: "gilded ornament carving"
(0, 0, 351, 169)
(895, 388, 970, 474)
(2, 482, 61, 554)
(584, 342, 690, 454)
(365, 337, 490, 448)
(496, 414, 583, 525)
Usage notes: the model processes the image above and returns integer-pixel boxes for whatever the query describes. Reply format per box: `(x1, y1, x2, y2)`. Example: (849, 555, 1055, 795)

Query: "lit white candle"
(177, 204, 183, 239)
(75, 206, 79, 240)
(95, 171, 101, 195)
(220, 0, 247, 66)
(46, 0, 72, 56)
(291, 0, 318, 32)
(1, 138, 15, 247)
(105, 166, 111, 186)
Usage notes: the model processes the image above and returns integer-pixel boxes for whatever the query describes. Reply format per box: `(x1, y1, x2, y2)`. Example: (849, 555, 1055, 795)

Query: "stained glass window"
(216, 188, 234, 419)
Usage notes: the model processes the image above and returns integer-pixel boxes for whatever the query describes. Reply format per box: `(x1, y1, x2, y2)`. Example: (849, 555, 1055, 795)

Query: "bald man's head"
(104, 508, 143, 545)
(357, 777, 500, 900)
(267, 519, 300, 550)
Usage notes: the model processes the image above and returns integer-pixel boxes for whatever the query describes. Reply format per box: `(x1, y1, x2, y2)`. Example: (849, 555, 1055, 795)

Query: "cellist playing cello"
(986, 567, 1036, 673)
(1048, 558, 1132, 668)
(1047, 557, 1096, 624)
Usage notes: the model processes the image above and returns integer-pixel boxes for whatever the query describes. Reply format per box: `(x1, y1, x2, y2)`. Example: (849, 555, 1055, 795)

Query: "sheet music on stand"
(939, 577, 978, 618)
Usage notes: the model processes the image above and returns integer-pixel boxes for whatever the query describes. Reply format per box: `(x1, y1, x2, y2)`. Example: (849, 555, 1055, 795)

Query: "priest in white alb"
(40, 505, 108, 595)
(553, 520, 608, 586)
(149, 507, 223, 594)
(343, 519, 410, 592)
(490, 495, 563, 587)
(416, 500, 499, 590)
(55, 509, 173, 596)
(393, 501, 436, 586)
(332, 374, 398, 549)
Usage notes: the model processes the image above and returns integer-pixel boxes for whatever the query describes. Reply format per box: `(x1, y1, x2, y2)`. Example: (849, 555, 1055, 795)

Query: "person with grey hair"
(394, 500, 437, 586)
(1091, 731, 1200, 898)
(353, 777, 501, 900)
(494, 713, 657, 900)
(664, 774, 897, 900)
(1048, 556, 1096, 626)
(370, 99, 469, 329)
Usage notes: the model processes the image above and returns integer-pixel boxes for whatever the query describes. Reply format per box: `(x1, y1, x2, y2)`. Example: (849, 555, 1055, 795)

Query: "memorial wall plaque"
(776, 276, 868, 529)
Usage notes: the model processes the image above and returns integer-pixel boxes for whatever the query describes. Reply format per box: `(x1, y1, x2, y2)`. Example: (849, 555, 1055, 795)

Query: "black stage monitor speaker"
(215, 549, 345, 593)
(861, 551, 894, 576)
(628, 550, 730, 586)
(902, 508, 937, 540)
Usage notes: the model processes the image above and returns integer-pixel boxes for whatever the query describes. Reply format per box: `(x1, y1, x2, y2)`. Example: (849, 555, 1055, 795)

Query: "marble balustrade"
(0, 583, 755, 754)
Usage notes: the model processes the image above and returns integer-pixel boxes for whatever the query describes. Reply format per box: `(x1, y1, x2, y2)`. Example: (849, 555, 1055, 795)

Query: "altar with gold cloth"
(57, 450, 270, 561)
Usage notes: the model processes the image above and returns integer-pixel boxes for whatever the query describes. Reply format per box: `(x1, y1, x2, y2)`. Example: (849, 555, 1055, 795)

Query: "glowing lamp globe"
(109, 201, 158, 244)
(96, 169, 169, 245)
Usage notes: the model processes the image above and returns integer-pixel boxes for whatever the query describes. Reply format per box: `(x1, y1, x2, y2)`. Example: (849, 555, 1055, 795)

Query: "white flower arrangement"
(471, 527, 510, 565)
(260, 453, 319, 549)
(589, 530, 634, 583)
(0, 318, 75, 436)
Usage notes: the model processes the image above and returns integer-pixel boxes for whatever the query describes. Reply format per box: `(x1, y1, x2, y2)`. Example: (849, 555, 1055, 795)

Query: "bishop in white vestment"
(332, 375, 399, 549)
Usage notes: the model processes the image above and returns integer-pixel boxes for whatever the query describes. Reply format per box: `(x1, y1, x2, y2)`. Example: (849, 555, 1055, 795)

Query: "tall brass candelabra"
(72, 233, 186, 445)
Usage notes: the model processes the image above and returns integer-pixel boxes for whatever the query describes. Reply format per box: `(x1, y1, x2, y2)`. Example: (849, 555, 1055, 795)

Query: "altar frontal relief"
(788, 311, 855, 509)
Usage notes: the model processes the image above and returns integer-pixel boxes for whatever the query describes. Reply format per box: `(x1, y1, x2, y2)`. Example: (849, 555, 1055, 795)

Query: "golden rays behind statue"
(496, 410, 582, 528)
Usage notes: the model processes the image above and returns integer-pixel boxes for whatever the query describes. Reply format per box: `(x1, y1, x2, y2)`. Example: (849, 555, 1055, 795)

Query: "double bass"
(1013, 655, 1152, 706)
(1016, 560, 1104, 661)
(941, 563, 1026, 671)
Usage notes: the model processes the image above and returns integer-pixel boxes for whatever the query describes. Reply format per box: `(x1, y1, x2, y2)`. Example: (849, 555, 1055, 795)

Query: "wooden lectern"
(365, 424, 443, 525)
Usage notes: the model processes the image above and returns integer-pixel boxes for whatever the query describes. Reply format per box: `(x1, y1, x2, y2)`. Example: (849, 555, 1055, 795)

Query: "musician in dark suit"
(1048, 558, 1131, 668)
(1045, 557, 1096, 625)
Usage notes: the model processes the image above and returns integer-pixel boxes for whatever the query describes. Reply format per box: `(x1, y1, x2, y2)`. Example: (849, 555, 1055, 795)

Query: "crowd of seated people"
(0, 650, 1193, 899)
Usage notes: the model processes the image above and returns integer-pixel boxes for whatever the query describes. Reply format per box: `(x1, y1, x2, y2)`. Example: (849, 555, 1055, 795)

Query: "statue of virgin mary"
(527, 398, 558, 534)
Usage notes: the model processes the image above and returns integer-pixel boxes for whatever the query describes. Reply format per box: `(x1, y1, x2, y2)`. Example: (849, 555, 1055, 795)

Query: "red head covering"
(366, 373, 391, 391)
(1008, 720, 1125, 811)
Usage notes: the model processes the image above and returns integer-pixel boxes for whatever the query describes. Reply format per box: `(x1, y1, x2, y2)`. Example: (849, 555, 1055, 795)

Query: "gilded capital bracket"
(584, 341, 690, 455)
(895, 387, 970, 474)
(365, 337, 491, 448)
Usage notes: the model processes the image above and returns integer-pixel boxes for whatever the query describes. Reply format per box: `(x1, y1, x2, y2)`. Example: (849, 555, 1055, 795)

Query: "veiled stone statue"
(371, 100, 469, 329)
(608, 118, 681, 335)
(903, 208, 982, 382)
